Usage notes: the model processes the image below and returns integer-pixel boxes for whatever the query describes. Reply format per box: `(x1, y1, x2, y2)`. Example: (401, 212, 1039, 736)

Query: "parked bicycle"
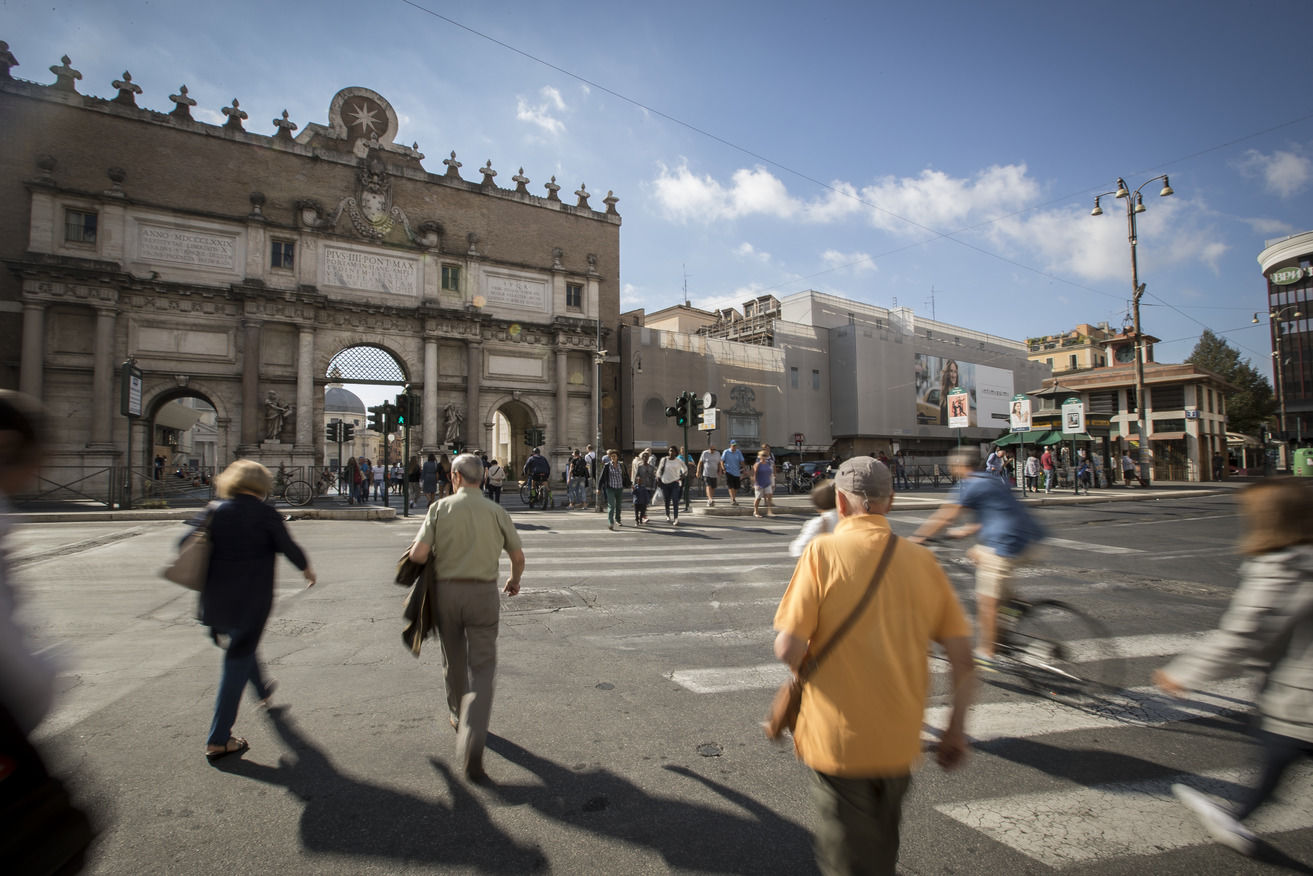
(267, 467, 313, 507)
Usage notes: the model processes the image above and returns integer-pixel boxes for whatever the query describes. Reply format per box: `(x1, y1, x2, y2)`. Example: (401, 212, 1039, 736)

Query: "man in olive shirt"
(409, 453, 524, 781)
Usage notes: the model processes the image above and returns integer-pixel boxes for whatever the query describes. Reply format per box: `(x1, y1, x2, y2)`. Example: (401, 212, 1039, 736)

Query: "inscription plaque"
(138, 225, 236, 270)
(484, 274, 548, 311)
(324, 246, 418, 295)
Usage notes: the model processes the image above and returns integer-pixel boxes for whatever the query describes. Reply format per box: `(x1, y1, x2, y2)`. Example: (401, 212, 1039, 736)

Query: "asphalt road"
(7, 491, 1311, 875)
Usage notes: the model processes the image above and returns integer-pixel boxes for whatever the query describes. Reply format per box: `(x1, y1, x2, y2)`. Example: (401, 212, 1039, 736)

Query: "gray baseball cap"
(833, 456, 892, 499)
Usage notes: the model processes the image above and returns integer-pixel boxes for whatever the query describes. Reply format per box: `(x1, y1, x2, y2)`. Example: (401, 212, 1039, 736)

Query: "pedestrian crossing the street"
(496, 511, 1309, 868)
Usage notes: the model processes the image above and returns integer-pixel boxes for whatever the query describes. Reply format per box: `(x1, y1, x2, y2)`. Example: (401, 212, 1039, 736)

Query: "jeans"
(568, 476, 587, 505)
(662, 481, 682, 519)
(1233, 729, 1313, 820)
(605, 487, 623, 524)
(208, 625, 271, 746)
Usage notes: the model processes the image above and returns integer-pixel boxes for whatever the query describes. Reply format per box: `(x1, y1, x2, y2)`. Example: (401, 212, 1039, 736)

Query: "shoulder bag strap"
(798, 535, 898, 682)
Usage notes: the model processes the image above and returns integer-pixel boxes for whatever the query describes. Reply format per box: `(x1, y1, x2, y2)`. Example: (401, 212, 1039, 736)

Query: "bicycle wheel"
(284, 480, 313, 507)
(1000, 600, 1123, 704)
(519, 483, 531, 505)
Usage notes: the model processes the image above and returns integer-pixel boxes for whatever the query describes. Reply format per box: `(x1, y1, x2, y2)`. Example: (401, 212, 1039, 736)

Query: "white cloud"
(516, 86, 568, 136)
(735, 242, 771, 263)
(820, 249, 877, 274)
(651, 161, 798, 222)
(1238, 147, 1311, 198)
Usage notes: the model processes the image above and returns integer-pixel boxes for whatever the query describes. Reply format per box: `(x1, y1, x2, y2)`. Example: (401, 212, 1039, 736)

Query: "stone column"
(19, 300, 45, 398)
(89, 306, 117, 445)
(466, 340, 482, 451)
(423, 337, 438, 449)
(554, 348, 569, 452)
(240, 319, 262, 446)
(295, 326, 315, 448)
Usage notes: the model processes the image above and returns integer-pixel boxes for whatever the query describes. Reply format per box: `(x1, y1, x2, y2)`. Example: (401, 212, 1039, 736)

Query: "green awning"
(993, 431, 1031, 446)
(993, 430, 1095, 447)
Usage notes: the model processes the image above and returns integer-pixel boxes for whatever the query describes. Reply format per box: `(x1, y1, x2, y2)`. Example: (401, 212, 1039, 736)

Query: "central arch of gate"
(308, 315, 597, 476)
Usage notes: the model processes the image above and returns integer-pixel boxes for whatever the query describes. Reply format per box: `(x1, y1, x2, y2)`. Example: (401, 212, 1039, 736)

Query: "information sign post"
(119, 360, 143, 509)
(946, 387, 969, 445)
(1009, 394, 1032, 496)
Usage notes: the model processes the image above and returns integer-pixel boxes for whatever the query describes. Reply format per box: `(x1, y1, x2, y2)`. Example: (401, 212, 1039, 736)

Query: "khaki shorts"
(966, 544, 1042, 600)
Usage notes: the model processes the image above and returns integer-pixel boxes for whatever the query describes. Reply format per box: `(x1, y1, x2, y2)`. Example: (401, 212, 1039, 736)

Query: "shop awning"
(992, 431, 1030, 446)
(1149, 432, 1186, 441)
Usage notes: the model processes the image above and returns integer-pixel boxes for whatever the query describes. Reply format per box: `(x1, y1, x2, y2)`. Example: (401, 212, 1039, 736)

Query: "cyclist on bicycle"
(908, 447, 1045, 666)
(522, 447, 552, 508)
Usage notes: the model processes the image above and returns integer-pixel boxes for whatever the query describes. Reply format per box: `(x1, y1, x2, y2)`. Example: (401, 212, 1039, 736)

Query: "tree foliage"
(1186, 328, 1276, 435)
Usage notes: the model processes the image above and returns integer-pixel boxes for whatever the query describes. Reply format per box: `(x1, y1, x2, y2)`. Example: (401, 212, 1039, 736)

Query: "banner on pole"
(1009, 394, 1032, 432)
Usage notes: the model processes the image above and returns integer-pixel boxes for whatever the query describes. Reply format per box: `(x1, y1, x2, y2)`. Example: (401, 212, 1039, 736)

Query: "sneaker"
(608, 523, 615, 531)
(973, 652, 1000, 673)
(1172, 784, 1256, 856)
(672, 518, 679, 526)
(708, 500, 715, 507)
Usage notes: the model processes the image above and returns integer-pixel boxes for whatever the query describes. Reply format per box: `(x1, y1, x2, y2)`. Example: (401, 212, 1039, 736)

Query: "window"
(271, 240, 295, 270)
(566, 282, 583, 310)
(790, 367, 799, 389)
(1046, 357, 1054, 368)
(1152, 385, 1185, 410)
(64, 209, 97, 244)
(1069, 354, 1078, 370)
(812, 369, 821, 391)
(441, 264, 461, 292)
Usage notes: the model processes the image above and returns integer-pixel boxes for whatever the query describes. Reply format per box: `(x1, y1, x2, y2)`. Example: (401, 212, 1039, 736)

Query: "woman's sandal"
(206, 736, 249, 762)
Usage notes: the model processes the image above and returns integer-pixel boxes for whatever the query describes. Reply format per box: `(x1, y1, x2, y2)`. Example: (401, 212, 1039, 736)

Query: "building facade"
(1026, 322, 1117, 374)
(1, 48, 621, 502)
(1257, 230, 1312, 443)
(622, 290, 1051, 462)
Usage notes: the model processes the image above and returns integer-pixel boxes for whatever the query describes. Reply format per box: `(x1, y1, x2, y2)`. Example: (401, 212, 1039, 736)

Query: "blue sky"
(6, 0, 1311, 381)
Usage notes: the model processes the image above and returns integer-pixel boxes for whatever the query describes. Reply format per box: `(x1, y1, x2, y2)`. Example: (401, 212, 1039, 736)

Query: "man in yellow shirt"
(774, 456, 975, 875)
(410, 453, 524, 782)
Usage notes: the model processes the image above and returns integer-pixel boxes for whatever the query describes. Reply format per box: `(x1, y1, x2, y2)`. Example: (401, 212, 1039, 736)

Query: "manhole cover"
(697, 743, 723, 758)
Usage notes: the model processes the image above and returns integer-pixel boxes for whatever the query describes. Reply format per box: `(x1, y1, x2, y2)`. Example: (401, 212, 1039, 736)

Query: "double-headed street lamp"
(1091, 174, 1174, 486)
(1253, 305, 1303, 439)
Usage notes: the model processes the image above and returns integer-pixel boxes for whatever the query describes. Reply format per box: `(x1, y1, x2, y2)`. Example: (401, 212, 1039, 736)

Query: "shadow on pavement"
(483, 734, 817, 874)
(219, 708, 546, 872)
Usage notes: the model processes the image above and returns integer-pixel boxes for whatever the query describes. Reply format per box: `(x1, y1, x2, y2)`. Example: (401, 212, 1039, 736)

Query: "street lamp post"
(1254, 305, 1304, 444)
(1091, 175, 1174, 486)
(594, 347, 606, 512)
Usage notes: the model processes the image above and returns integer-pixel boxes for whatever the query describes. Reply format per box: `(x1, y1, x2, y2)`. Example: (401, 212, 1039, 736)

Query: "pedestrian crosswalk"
(503, 511, 1307, 868)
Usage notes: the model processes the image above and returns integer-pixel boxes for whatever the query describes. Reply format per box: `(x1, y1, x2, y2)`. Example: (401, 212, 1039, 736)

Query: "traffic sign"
(698, 408, 718, 431)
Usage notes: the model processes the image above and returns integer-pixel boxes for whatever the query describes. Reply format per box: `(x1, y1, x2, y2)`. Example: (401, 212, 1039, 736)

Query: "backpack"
(570, 457, 589, 478)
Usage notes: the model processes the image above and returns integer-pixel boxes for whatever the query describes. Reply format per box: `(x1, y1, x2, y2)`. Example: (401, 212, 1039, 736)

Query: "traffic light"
(325, 422, 340, 443)
(690, 394, 705, 425)
(394, 394, 410, 426)
(341, 423, 355, 443)
(369, 405, 386, 433)
(524, 428, 534, 446)
(674, 393, 689, 427)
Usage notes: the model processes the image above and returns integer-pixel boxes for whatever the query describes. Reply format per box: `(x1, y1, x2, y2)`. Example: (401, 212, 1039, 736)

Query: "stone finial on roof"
(50, 55, 81, 92)
(273, 109, 297, 141)
(574, 183, 590, 208)
(544, 175, 561, 201)
(105, 167, 126, 198)
(512, 167, 530, 195)
(222, 98, 247, 131)
(479, 159, 498, 187)
(34, 154, 56, 185)
(443, 150, 463, 180)
(112, 71, 142, 106)
(603, 190, 619, 216)
(1, 42, 17, 80)
(169, 84, 196, 120)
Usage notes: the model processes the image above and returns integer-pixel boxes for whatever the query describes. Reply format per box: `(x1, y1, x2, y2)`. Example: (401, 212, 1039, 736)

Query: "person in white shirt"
(789, 481, 838, 557)
(698, 444, 723, 507)
(656, 445, 688, 525)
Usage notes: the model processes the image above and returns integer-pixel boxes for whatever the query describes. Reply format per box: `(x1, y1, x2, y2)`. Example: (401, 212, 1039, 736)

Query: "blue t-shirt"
(953, 473, 1045, 557)
(722, 447, 745, 476)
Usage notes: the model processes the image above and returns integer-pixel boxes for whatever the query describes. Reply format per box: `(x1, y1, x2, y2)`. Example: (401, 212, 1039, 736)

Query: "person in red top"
(1040, 447, 1055, 494)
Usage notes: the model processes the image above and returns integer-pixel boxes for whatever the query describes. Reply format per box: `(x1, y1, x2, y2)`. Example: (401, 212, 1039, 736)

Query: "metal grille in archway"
(326, 345, 407, 384)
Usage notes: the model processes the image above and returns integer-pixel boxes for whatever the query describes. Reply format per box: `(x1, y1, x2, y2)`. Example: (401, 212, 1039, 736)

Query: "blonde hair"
(1239, 479, 1313, 556)
(214, 459, 273, 499)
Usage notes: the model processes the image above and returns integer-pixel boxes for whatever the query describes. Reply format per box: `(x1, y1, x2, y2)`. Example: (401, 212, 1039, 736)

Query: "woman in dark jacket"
(200, 459, 315, 761)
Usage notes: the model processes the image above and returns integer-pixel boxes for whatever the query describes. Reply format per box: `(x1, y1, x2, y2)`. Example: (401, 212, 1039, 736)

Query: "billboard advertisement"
(914, 354, 1014, 428)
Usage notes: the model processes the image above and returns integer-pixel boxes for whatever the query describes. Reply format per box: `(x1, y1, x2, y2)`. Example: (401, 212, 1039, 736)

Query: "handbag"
(161, 506, 215, 591)
(765, 535, 899, 740)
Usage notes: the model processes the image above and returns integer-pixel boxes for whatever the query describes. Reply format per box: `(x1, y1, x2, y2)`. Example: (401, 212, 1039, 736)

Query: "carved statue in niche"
(264, 391, 292, 441)
(443, 403, 464, 443)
